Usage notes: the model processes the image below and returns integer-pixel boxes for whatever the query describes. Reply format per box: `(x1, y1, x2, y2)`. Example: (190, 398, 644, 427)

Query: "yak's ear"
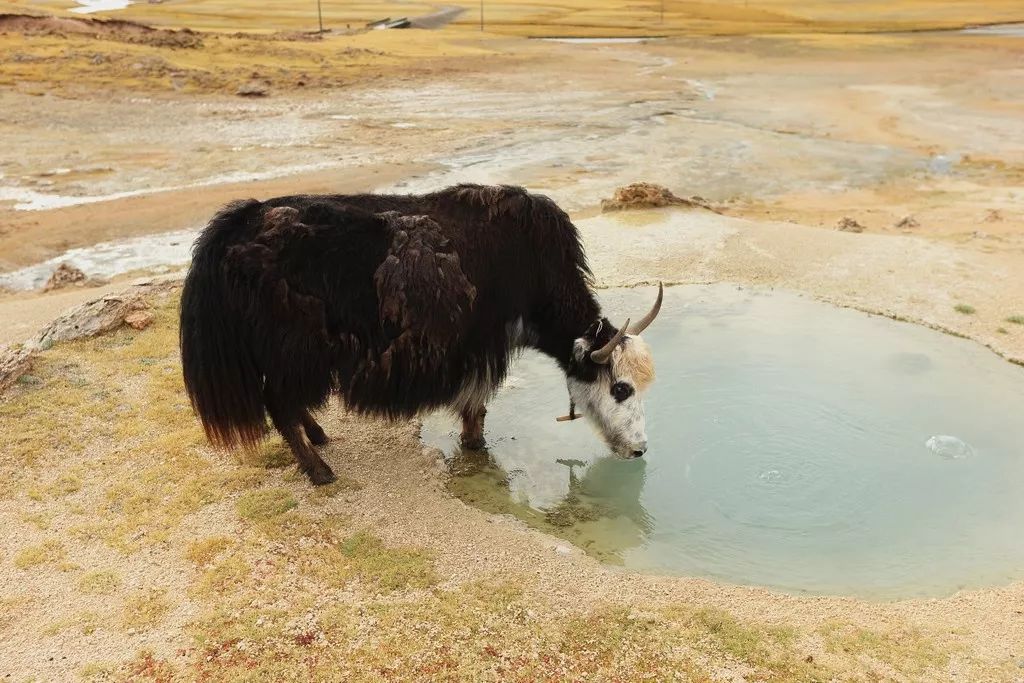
(373, 213, 476, 353)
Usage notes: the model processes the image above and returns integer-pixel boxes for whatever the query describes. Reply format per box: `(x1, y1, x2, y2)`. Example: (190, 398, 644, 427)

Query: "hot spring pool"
(421, 285, 1024, 599)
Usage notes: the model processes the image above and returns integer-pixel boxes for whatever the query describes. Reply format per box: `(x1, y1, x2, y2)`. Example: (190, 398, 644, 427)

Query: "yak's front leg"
(460, 406, 487, 450)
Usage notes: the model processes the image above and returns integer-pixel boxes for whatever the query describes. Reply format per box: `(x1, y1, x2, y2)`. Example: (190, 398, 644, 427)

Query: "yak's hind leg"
(265, 391, 336, 485)
(460, 406, 487, 450)
(276, 417, 336, 485)
(301, 410, 329, 446)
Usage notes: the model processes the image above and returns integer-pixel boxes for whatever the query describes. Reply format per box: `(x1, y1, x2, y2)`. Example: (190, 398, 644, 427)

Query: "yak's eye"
(611, 381, 634, 402)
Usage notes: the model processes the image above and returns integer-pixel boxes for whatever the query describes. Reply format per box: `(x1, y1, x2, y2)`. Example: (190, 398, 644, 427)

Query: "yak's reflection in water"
(445, 445, 652, 563)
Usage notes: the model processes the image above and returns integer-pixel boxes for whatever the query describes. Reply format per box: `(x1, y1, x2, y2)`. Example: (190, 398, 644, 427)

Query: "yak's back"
(221, 198, 478, 417)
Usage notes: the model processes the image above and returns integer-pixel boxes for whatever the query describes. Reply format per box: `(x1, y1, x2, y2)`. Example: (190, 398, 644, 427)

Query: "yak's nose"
(631, 442, 648, 458)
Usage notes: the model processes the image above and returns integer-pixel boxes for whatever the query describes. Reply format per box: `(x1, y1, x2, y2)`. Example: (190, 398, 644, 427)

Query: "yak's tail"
(179, 199, 267, 450)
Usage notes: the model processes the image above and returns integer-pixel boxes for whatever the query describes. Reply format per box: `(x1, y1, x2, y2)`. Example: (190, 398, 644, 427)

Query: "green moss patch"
(338, 532, 438, 592)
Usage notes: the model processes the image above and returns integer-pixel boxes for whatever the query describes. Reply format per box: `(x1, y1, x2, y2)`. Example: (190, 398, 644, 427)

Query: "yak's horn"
(590, 318, 629, 365)
(627, 282, 663, 335)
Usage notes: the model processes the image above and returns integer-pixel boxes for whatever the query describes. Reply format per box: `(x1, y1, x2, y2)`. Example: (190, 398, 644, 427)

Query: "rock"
(836, 217, 865, 233)
(124, 310, 155, 330)
(236, 81, 269, 97)
(42, 262, 87, 291)
(1, 280, 177, 395)
(0, 345, 35, 393)
(895, 215, 919, 229)
(601, 182, 718, 213)
(30, 294, 150, 349)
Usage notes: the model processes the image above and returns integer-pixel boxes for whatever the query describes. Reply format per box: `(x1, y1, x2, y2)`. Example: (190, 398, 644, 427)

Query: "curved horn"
(627, 281, 663, 335)
(590, 318, 629, 365)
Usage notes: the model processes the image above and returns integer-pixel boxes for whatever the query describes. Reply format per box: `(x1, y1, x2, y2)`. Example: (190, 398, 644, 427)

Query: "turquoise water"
(421, 285, 1024, 599)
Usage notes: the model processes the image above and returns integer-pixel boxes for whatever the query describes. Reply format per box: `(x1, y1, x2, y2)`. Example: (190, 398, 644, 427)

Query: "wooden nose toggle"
(555, 401, 581, 422)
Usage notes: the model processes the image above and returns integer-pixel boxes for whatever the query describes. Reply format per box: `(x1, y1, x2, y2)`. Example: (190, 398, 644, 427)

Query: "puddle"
(69, 0, 132, 13)
(422, 284, 1024, 599)
(0, 162, 339, 211)
(0, 229, 197, 291)
(537, 37, 665, 44)
(959, 23, 1024, 37)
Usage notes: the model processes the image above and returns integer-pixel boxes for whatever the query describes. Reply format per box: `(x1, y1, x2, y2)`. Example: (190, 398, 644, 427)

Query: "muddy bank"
(0, 12, 203, 47)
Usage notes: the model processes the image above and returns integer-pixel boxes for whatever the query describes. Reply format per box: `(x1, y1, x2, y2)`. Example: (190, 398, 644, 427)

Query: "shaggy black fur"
(179, 184, 605, 484)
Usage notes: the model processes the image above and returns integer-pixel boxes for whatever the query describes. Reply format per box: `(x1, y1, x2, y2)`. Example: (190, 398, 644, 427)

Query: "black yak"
(179, 184, 662, 485)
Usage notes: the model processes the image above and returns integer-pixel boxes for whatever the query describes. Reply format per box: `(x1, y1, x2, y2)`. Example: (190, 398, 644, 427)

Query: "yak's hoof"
(460, 435, 486, 450)
(305, 425, 329, 446)
(306, 464, 337, 486)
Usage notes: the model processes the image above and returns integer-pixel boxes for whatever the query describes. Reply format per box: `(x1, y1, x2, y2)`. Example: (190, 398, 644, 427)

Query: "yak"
(179, 184, 662, 485)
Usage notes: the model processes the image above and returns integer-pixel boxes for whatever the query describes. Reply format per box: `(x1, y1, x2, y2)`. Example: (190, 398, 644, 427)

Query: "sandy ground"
(2, 6, 1024, 682)
(3, 27, 1023, 355)
(3, 0, 1023, 34)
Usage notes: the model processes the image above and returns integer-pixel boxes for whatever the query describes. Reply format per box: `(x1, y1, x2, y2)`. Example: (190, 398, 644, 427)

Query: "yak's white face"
(568, 333, 655, 458)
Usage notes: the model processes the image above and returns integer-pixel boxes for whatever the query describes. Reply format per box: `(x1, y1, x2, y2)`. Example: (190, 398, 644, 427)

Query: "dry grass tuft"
(309, 475, 362, 500)
(79, 661, 118, 681)
(20, 511, 54, 530)
(14, 539, 67, 569)
(196, 556, 252, 597)
(822, 621, 950, 676)
(121, 589, 171, 631)
(0, 596, 30, 632)
(28, 472, 83, 500)
(43, 610, 103, 637)
(78, 570, 122, 595)
(236, 488, 299, 522)
(240, 437, 293, 469)
(0, 356, 105, 468)
(662, 605, 826, 681)
(119, 651, 178, 681)
(186, 536, 235, 566)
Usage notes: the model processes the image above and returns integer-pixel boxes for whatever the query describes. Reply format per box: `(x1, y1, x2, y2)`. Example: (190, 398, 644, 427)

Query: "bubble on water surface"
(925, 435, 974, 459)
